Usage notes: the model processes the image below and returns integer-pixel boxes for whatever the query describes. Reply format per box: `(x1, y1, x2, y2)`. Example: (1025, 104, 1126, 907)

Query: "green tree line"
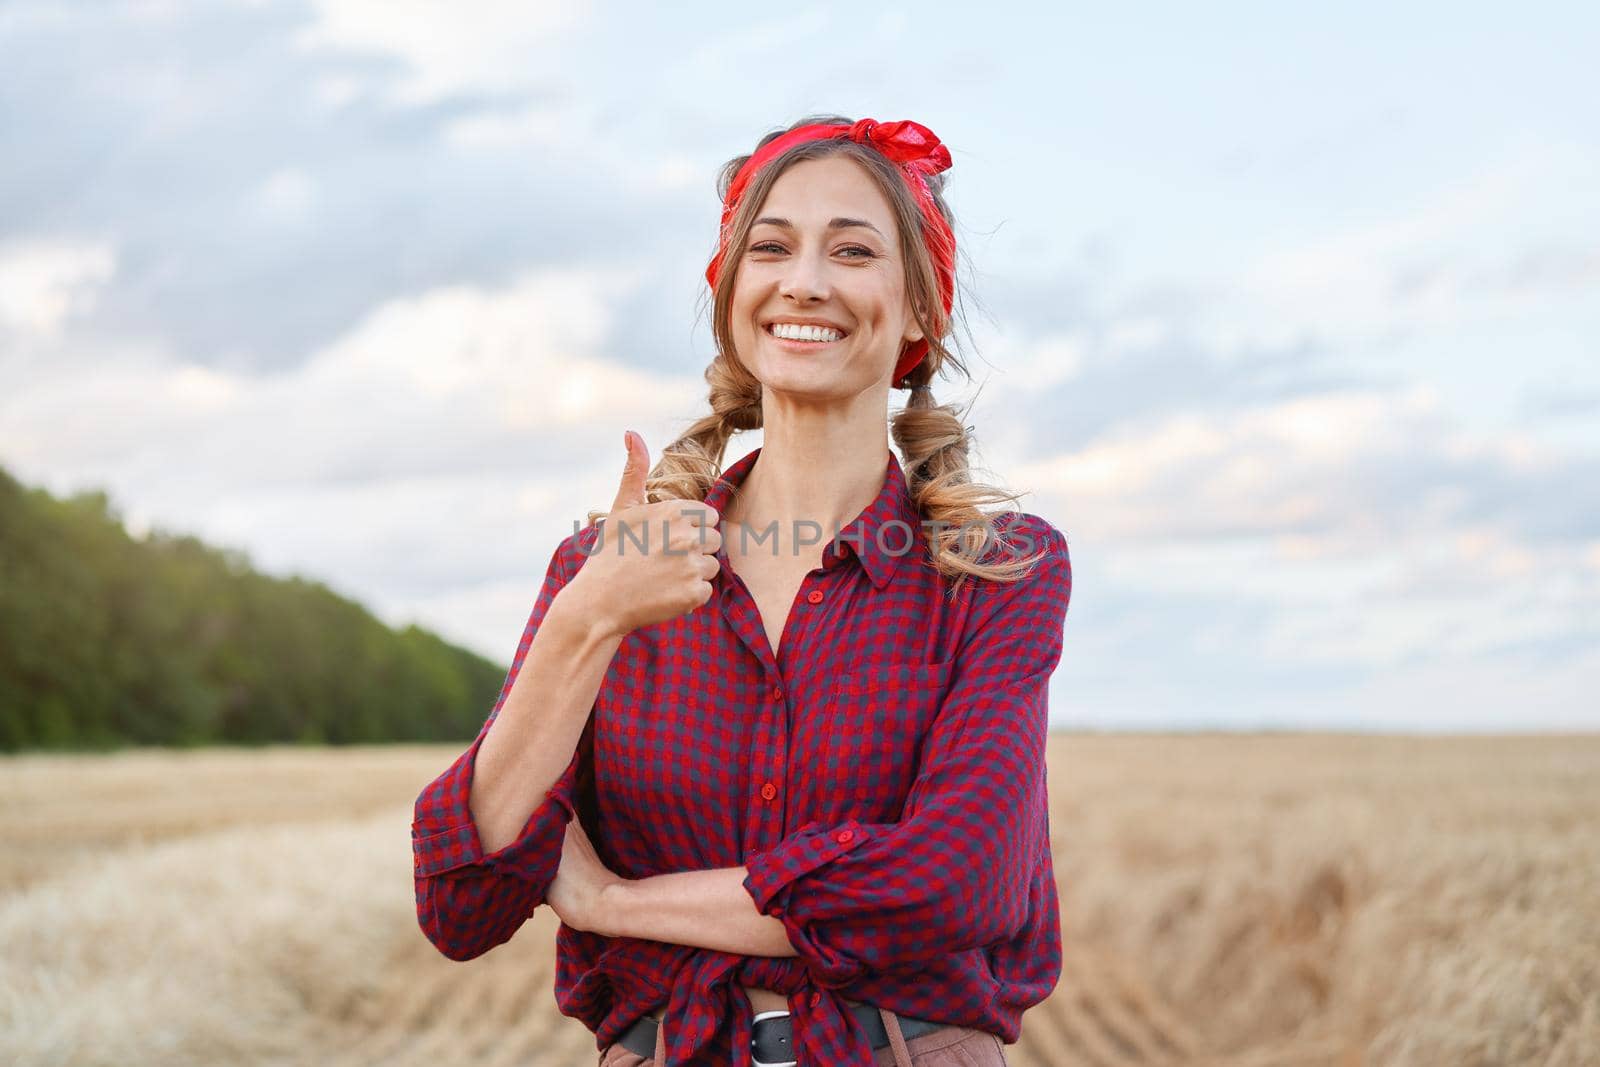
(0, 463, 510, 752)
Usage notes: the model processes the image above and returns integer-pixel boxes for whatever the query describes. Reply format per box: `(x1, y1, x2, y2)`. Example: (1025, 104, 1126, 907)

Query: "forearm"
(470, 577, 623, 853)
(599, 866, 798, 958)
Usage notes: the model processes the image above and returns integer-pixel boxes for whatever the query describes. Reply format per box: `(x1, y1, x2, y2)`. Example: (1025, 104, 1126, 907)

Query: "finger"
(610, 430, 650, 513)
(681, 503, 719, 529)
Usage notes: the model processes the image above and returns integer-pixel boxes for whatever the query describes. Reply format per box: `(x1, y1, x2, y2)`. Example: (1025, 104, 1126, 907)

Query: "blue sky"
(2, 1, 1595, 730)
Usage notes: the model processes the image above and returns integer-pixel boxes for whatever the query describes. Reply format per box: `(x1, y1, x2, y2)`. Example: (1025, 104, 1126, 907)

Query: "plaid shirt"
(413, 445, 1073, 1065)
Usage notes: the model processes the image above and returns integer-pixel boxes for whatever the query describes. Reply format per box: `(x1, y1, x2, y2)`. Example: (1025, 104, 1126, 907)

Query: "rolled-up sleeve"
(412, 538, 587, 961)
(742, 525, 1071, 985)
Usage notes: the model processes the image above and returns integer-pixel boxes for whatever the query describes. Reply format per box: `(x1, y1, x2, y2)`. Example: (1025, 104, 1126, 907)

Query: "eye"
(746, 242, 875, 259)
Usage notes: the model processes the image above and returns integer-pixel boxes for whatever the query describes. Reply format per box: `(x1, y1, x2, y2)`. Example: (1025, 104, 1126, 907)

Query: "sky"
(2, 0, 1596, 731)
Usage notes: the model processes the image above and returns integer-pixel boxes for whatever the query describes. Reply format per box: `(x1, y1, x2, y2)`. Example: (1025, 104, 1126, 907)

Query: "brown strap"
(878, 1006, 914, 1067)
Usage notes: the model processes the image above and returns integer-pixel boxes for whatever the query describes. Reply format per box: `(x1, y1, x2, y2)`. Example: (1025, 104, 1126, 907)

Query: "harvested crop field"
(2, 734, 1594, 1066)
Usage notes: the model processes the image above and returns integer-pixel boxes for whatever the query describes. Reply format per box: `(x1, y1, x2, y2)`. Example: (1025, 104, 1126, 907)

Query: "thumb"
(612, 430, 650, 512)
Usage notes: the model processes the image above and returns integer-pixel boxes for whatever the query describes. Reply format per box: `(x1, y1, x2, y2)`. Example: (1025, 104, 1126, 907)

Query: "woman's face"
(729, 154, 923, 398)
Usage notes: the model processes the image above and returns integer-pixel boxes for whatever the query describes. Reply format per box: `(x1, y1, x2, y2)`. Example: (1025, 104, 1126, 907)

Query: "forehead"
(755, 155, 897, 233)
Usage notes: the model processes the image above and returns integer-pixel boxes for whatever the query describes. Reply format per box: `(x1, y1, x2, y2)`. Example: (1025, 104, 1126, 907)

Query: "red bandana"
(704, 118, 955, 389)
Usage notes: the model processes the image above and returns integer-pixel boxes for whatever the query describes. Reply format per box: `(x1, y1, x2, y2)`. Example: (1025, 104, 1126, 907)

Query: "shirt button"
(806, 589, 823, 604)
(761, 781, 777, 801)
(809, 992, 821, 1007)
(772, 685, 783, 701)
(835, 829, 854, 844)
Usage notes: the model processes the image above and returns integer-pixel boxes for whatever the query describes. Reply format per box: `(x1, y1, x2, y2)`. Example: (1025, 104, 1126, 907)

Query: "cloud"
(964, 308, 1365, 461)
(0, 0, 689, 372)
(1, 266, 704, 656)
(989, 383, 1598, 712)
(292, 0, 590, 106)
(1520, 382, 1600, 422)
(0, 237, 116, 340)
(944, 245, 1600, 727)
(1025, 386, 1490, 543)
(680, 11, 833, 75)
(249, 168, 319, 225)
(1194, 137, 1600, 355)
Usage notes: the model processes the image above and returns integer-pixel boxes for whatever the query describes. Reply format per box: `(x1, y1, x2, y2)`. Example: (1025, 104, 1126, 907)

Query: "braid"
(893, 380, 1047, 595)
(584, 355, 762, 529)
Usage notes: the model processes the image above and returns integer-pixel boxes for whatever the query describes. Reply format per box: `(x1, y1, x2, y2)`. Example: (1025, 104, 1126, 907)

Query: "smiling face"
(728, 154, 924, 398)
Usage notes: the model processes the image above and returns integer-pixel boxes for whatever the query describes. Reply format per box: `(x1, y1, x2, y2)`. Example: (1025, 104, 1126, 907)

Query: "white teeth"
(770, 322, 844, 342)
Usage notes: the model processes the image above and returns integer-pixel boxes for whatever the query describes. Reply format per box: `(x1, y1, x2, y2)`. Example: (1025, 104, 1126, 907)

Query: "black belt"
(619, 1002, 947, 1063)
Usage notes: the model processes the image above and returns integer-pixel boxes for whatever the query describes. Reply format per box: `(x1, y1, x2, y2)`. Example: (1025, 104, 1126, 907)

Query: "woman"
(412, 114, 1073, 1066)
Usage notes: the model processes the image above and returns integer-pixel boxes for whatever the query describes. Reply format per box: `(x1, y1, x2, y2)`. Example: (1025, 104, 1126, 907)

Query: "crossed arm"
(590, 858, 798, 958)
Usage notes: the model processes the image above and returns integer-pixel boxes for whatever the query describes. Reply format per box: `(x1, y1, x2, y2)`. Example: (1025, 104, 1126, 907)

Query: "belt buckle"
(750, 1009, 798, 1067)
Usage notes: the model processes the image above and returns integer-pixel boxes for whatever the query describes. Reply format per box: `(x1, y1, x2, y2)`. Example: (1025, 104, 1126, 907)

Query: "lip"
(763, 322, 849, 348)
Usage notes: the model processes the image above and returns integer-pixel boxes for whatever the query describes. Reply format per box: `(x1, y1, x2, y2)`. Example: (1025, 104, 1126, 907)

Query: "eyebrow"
(752, 216, 888, 241)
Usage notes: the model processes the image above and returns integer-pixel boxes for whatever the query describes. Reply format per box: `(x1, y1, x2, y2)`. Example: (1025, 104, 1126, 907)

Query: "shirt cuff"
(742, 818, 873, 987)
(412, 736, 578, 881)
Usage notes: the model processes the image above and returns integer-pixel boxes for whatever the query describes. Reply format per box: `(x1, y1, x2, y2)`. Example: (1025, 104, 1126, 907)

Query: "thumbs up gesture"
(567, 431, 723, 639)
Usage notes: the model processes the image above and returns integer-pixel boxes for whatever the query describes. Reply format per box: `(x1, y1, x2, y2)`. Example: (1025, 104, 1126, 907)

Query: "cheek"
(729, 278, 760, 321)
(725, 293, 751, 334)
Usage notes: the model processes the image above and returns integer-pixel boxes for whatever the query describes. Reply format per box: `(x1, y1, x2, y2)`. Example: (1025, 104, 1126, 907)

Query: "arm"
(597, 866, 799, 958)
(412, 535, 622, 961)
(738, 525, 1073, 986)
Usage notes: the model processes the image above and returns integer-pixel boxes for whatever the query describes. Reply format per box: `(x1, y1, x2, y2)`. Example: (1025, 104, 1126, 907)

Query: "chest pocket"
(817, 658, 955, 818)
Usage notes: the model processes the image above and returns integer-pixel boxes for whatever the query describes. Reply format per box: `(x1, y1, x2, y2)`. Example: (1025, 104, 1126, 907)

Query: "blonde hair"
(586, 113, 1047, 595)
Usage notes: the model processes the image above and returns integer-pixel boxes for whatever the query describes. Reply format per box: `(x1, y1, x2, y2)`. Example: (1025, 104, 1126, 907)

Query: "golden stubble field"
(1, 734, 1595, 1066)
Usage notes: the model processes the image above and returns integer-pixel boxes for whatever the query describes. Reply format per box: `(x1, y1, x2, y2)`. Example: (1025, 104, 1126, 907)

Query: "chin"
(773, 366, 887, 399)
(762, 364, 830, 391)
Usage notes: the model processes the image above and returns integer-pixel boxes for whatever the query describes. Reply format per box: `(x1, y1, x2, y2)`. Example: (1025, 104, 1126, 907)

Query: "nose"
(777, 248, 829, 304)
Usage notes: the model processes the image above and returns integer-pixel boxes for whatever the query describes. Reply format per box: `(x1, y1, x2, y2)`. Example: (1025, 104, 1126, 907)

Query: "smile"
(764, 323, 848, 345)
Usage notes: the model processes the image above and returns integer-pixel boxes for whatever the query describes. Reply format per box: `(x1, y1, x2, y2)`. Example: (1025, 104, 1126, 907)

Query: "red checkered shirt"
(413, 445, 1073, 1065)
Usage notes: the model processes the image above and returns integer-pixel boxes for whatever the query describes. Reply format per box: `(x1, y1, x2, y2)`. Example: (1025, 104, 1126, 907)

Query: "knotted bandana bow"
(704, 118, 956, 389)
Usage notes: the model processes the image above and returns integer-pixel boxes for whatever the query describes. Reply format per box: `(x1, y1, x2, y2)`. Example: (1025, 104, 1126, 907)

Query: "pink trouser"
(597, 1005, 1009, 1066)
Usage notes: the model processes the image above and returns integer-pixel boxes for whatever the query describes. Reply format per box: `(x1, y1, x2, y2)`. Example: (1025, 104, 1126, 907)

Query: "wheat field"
(1, 734, 1595, 1066)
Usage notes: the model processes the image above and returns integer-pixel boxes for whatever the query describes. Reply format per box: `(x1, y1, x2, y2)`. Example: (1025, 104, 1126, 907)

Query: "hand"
(547, 815, 626, 935)
(566, 431, 723, 639)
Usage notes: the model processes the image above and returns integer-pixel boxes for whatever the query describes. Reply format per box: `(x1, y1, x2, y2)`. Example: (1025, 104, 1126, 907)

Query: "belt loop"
(878, 1006, 914, 1067)
(654, 1010, 666, 1064)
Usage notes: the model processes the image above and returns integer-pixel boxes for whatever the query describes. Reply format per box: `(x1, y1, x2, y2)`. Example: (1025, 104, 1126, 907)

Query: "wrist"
(595, 877, 634, 938)
(548, 575, 628, 647)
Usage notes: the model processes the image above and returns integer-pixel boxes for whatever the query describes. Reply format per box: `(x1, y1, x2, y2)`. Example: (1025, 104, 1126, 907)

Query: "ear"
(903, 301, 926, 344)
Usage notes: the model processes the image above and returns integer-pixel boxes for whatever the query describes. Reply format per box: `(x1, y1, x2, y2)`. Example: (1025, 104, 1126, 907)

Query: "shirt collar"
(703, 445, 920, 590)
